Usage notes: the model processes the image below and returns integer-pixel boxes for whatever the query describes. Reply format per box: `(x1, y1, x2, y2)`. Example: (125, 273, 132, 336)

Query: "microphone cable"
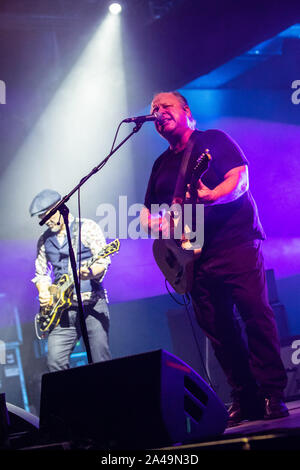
(110, 120, 125, 153)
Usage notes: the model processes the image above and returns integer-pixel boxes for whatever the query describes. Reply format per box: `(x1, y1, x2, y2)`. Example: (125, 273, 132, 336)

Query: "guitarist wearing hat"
(140, 91, 288, 427)
(30, 189, 112, 371)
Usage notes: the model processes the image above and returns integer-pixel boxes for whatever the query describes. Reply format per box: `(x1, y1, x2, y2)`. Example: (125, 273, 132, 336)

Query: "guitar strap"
(172, 130, 198, 205)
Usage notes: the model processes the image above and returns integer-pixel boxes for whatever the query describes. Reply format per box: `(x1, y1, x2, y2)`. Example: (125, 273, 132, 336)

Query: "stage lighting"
(109, 3, 122, 15)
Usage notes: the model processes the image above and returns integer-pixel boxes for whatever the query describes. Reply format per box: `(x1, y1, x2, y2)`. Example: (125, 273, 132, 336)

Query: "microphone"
(123, 112, 162, 124)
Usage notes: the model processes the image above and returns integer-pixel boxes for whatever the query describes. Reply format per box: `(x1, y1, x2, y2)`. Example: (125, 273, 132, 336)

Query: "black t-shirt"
(144, 129, 265, 253)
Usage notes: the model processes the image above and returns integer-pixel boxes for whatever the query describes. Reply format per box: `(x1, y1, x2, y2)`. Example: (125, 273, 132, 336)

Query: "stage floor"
(162, 400, 300, 452)
(225, 399, 300, 437)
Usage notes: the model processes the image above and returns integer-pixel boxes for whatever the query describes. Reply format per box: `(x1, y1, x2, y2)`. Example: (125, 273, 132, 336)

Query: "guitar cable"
(164, 279, 216, 391)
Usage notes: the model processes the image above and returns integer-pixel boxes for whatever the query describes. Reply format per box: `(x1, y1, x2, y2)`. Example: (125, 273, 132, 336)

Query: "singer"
(29, 189, 111, 371)
(140, 91, 289, 427)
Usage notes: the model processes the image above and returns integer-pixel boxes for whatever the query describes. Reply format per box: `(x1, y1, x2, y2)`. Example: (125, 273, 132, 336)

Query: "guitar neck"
(63, 252, 103, 290)
(185, 153, 211, 204)
(61, 240, 119, 289)
(85, 254, 98, 269)
(187, 176, 199, 203)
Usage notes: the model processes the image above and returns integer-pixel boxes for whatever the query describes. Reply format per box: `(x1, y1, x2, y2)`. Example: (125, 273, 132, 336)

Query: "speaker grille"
(184, 375, 208, 405)
(184, 394, 203, 423)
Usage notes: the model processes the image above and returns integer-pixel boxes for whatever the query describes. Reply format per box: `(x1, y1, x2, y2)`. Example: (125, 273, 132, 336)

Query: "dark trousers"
(191, 240, 287, 400)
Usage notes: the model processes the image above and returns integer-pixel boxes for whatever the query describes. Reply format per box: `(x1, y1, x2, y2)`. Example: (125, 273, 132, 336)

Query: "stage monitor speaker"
(40, 349, 228, 449)
(0, 393, 39, 449)
(6, 402, 39, 434)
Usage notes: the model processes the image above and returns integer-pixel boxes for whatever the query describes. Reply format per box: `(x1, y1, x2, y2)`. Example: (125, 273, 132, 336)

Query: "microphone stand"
(39, 121, 144, 364)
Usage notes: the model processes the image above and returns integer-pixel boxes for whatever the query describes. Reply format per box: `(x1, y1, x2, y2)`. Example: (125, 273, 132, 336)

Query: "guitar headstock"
(99, 239, 120, 258)
(193, 149, 212, 174)
(188, 149, 212, 198)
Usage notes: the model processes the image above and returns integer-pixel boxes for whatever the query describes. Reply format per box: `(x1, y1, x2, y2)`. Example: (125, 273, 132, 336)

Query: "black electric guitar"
(34, 239, 120, 339)
(153, 151, 211, 294)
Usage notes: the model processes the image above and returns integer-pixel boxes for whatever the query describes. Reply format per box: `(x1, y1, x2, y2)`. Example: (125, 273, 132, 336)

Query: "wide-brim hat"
(29, 189, 61, 217)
